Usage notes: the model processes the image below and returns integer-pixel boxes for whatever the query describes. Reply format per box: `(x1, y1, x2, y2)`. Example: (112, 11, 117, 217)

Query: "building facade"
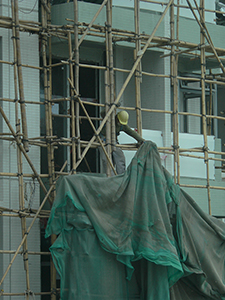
(0, 0, 225, 298)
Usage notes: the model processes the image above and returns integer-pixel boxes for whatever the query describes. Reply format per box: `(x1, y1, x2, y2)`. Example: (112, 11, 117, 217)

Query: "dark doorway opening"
(74, 65, 99, 173)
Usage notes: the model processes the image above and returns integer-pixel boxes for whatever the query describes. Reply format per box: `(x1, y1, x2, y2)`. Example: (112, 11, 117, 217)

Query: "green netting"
(45, 141, 225, 300)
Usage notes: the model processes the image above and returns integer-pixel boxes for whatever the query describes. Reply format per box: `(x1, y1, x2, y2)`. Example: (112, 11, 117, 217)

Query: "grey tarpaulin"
(45, 141, 225, 299)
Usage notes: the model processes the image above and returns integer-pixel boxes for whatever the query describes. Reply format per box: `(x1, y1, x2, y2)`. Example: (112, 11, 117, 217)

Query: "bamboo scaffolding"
(1, 0, 225, 297)
(70, 0, 173, 172)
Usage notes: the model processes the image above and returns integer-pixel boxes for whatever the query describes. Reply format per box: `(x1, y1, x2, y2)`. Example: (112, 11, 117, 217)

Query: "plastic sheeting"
(45, 141, 225, 300)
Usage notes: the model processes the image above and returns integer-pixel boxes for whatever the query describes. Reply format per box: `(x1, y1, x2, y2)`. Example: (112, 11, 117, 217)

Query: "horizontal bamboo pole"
(0, 250, 50, 255)
(1, 292, 53, 296)
(180, 184, 225, 191)
(1, 213, 48, 218)
(0, 172, 49, 178)
(0, 59, 42, 70)
(0, 97, 44, 105)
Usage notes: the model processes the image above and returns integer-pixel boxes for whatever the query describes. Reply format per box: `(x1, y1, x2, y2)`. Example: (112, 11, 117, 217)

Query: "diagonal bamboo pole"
(73, 0, 173, 170)
(68, 78, 117, 175)
(78, 0, 109, 47)
(0, 161, 67, 288)
(186, 0, 225, 75)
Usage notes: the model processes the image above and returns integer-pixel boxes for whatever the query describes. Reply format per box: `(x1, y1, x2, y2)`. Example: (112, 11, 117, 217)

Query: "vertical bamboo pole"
(41, 3, 50, 184)
(11, 2, 30, 299)
(47, 2, 57, 297)
(74, 0, 81, 162)
(105, 11, 112, 176)
(176, 0, 180, 41)
(47, 2, 55, 187)
(207, 69, 213, 135)
(171, 0, 180, 184)
(68, 32, 77, 174)
(41, 2, 55, 198)
(41, 2, 57, 299)
(134, 0, 143, 135)
(200, 0, 211, 214)
(106, 0, 116, 157)
(14, 0, 29, 152)
(104, 69, 112, 176)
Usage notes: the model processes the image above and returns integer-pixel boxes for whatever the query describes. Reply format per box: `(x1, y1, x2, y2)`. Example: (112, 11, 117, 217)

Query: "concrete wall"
(0, 0, 40, 299)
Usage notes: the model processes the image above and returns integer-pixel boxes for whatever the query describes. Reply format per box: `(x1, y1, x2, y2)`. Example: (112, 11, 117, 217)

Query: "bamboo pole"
(68, 31, 77, 173)
(207, 69, 213, 135)
(106, 0, 116, 175)
(105, 5, 111, 176)
(77, 0, 108, 47)
(134, 0, 143, 136)
(171, 0, 180, 184)
(104, 68, 112, 176)
(11, 2, 30, 297)
(199, 0, 211, 215)
(72, 0, 173, 171)
(44, 2, 57, 298)
(41, 1, 53, 199)
(14, 0, 29, 152)
(176, 0, 180, 41)
(0, 250, 50, 255)
(0, 172, 49, 178)
(0, 59, 42, 70)
(74, 0, 81, 162)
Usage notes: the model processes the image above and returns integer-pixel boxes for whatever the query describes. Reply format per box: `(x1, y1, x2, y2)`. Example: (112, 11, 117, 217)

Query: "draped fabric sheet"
(45, 141, 225, 300)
